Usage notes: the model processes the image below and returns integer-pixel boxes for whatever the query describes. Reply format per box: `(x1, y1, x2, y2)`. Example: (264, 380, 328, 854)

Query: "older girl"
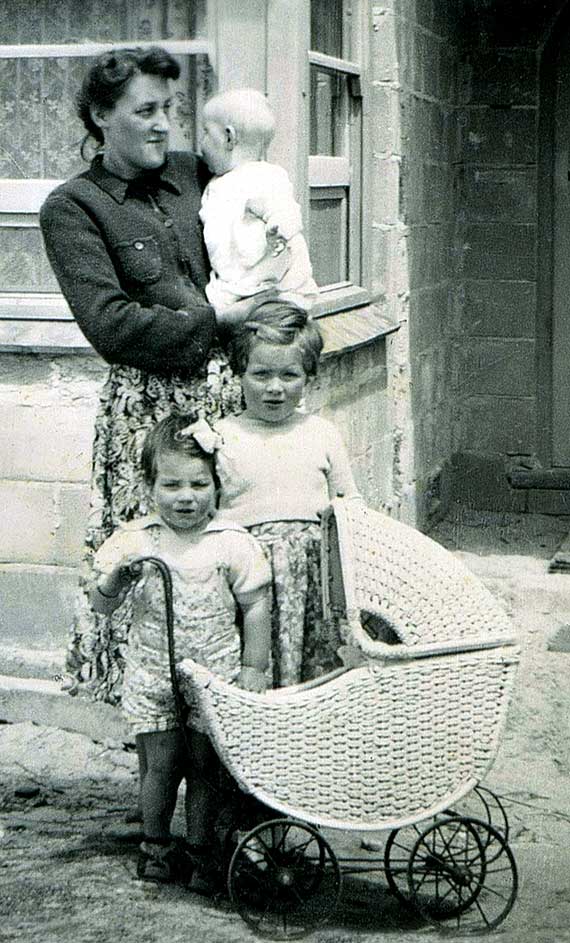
(215, 301, 360, 686)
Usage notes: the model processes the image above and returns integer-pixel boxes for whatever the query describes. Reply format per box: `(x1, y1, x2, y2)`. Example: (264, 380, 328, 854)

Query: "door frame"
(538, 3, 570, 468)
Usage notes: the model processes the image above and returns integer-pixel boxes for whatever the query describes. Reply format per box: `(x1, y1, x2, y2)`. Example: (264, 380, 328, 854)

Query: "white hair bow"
(174, 417, 223, 454)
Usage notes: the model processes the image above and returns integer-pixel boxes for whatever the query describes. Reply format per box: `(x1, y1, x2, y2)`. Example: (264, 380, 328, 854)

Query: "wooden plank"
(549, 533, 570, 573)
(319, 304, 398, 358)
(0, 39, 209, 59)
(509, 467, 570, 490)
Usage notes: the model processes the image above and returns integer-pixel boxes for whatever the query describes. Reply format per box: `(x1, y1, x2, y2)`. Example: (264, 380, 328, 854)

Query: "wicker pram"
(178, 498, 520, 937)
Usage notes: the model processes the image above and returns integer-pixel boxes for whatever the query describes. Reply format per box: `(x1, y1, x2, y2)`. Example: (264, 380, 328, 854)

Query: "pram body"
(178, 498, 520, 937)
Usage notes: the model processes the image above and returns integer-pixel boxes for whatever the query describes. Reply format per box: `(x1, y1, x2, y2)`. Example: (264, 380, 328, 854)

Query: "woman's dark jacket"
(39, 152, 216, 380)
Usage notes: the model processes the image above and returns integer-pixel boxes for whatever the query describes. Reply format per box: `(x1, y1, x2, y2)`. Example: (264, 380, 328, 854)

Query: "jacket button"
(164, 218, 173, 228)
(134, 241, 144, 250)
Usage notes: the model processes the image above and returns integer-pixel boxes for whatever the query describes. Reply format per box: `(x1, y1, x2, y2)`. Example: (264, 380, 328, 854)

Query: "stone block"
(54, 483, 91, 566)
(415, 0, 434, 30)
(0, 481, 58, 563)
(459, 338, 535, 397)
(374, 158, 401, 223)
(461, 167, 536, 223)
(459, 107, 537, 165)
(439, 43, 457, 103)
(423, 164, 454, 223)
(462, 280, 536, 337)
(395, 11, 415, 89)
(415, 30, 440, 99)
(0, 675, 129, 743)
(462, 50, 537, 107)
(0, 564, 77, 649)
(0, 404, 93, 482)
(410, 284, 449, 348)
(371, 11, 399, 82)
(408, 224, 455, 289)
(460, 395, 536, 456)
(371, 85, 397, 155)
(527, 490, 570, 516)
(448, 452, 528, 513)
(463, 223, 536, 280)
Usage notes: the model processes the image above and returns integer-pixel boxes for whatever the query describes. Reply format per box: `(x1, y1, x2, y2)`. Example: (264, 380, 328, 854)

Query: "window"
(309, 0, 365, 307)
(0, 0, 209, 342)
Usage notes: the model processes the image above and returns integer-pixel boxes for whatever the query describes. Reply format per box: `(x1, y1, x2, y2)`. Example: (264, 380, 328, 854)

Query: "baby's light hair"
(230, 301, 323, 379)
(203, 88, 276, 151)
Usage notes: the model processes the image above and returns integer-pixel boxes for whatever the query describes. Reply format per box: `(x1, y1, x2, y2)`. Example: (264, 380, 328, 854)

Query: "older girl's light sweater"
(215, 412, 359, 526)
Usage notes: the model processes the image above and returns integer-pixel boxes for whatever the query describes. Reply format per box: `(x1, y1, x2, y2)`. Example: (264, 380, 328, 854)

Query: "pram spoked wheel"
(406, 815, 518, 934)
(227, 818, 342, 939)
(384, 785, 512, 905)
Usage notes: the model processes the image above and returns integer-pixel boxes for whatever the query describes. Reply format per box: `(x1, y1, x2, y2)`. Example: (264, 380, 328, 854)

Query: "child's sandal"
(137, 840, 178, 883)
(182, 843, 225, 897)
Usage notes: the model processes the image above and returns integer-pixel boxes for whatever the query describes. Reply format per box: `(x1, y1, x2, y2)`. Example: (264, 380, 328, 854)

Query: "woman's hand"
(216, 290, 279, 332)
(237, 665, 268, 693)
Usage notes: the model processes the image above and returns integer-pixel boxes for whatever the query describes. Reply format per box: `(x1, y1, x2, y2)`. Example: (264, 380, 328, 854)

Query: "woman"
(40, 46, 257, 706)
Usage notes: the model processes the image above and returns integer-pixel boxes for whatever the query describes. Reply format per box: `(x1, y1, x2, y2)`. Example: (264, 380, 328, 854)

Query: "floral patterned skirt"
(66, 354, 243, 706)
(248, 521, 343, 687)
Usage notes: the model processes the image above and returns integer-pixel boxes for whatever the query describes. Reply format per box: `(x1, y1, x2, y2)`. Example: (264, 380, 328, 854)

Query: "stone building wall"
(369, 1, 463, 525)
(452, 25, 540, 512)
(0, 338, 391, 677)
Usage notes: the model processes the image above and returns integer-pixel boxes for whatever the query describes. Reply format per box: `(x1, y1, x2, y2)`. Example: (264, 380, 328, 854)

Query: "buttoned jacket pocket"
(114, 234, 162, 285)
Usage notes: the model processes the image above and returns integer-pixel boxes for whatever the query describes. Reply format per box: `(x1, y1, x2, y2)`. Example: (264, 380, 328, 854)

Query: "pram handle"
(343, 617, 519, 663)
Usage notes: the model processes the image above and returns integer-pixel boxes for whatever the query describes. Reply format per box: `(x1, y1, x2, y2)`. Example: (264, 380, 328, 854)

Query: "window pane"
(0, 0, 206, 44)
(309, 193, 349, 285)
(311, 0, 354, 59)
(1, 58, 87, 179)
(0, 228, 59, 291)
(0, 53, 202, 181)
(311, 0, 343, 57)
(310, 67, 349, 157)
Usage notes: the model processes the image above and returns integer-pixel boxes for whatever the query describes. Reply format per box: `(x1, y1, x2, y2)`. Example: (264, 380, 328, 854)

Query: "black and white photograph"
(0, 1, 569, 941)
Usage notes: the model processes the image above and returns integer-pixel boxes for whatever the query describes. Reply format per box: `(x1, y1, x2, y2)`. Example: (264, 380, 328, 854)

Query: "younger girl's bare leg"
(184, 730, 220, 845)
(137, 729, 185, 839)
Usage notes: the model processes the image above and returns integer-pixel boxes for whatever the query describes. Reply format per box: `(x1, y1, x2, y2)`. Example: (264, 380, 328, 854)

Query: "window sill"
(0, 292, 399, 357)
(318, 303, 399, 358)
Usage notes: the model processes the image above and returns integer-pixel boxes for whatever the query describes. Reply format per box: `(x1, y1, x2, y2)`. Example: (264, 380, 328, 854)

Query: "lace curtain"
(0, 0, 209, 291)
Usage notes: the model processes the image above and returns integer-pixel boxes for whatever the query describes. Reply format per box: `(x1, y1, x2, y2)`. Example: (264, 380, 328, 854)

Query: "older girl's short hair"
(77, 45, 180, 157)
(229, 301, 323, 378)
(141, 411, 217, 489)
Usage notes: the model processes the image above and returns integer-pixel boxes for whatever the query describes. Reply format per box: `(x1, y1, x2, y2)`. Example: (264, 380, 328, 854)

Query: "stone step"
(0, 646, 65, 681)
(0, 673, 129, 744)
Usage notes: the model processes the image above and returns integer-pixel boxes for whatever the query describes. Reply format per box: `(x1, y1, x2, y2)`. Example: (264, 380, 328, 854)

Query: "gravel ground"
(1, 511, 570, 943)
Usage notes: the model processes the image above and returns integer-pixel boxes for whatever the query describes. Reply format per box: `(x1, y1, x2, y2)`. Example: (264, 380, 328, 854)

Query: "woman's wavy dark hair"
(229, 300, 324, 378)
(76, 45, 180, 159)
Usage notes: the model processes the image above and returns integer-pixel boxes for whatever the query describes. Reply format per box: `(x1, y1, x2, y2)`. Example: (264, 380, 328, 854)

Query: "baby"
(199, 87, 319, 313)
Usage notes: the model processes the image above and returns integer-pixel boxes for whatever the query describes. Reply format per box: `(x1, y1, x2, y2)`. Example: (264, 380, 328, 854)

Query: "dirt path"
(1, 513, 570, 943)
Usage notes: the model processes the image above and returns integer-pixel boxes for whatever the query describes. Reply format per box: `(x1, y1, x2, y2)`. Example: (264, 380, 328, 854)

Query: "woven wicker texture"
(179, 648, 517, 831)
(322, 498, 514, 647)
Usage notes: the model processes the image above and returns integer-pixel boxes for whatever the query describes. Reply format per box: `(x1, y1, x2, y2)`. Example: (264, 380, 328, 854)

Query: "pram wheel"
(450, 786, 510, 864)
(227, 818, 342, 939)
(406, 815, 518, 933)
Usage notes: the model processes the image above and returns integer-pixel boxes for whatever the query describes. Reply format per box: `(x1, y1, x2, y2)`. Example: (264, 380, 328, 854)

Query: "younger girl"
(90, 412, 271, 887)
(215, 302, 359, 686)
